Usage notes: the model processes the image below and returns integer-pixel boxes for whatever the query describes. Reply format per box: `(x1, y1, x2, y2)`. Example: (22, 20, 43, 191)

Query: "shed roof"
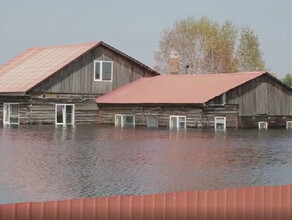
(0, 41, 158, 94)
(96, 71, 267, 104)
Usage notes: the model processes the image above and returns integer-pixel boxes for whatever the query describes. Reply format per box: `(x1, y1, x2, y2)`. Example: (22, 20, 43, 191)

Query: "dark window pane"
(57, 105, 64, 124)
(10, 117, 18, 124)
(10, 104, 18, 116)
(66, 105, 72, 114)
(102, 62, 112, 80)
(95, 62, 100, 80)
(124, 116, 134, 126)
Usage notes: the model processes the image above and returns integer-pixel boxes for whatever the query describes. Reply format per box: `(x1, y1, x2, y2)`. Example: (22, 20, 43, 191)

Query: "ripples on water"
(0, 125, 292, 204)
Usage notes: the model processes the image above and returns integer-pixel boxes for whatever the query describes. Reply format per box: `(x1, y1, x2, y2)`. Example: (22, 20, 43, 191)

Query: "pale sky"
(0, 0, 291, 78)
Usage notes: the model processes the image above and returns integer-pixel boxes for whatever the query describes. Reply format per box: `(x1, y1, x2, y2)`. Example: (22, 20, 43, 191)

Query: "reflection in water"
(0, 125, 292, 204)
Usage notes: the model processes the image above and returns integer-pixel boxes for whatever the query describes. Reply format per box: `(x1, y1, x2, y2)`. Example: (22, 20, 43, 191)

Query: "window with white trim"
(215, 116, 226, 130)
(169, 116, 186, 129)
(287, 121, 292, 129)
(55, 104, 75, 126)
(258, 121, 268, 130)
(94, 61, 113, 81)
(115, 114, 135, 127)
(3, 103, 19, 125)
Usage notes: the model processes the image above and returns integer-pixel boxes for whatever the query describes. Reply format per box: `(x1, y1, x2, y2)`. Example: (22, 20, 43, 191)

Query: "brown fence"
(0, 185, 291, 220)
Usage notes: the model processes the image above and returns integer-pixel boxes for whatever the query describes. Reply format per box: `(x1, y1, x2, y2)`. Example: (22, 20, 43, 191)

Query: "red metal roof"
(0, 42, 158, 94)
(0, 184, 291, 219)
(96, 71, 267, 104)
(0, 42, 99, 94)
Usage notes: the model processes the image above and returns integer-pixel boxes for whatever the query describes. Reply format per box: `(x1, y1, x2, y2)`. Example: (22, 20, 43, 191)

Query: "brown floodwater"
(0, 125, 292, 204)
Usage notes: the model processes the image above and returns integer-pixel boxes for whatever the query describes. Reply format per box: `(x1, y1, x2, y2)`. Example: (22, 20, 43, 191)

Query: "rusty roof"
(0, 184, 291, 219)
(0, 42, 158, 94)
(96, 71, 267, 104)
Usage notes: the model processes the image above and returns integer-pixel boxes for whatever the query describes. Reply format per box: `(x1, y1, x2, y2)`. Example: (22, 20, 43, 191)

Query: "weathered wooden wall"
(0, 95, 99, 125)
(240, 115, 292, 128)
(31, 45, 156, 95)
(98, 104, 239, 128)
(0, 96, 30, 124)
(225, 74, 292, 116)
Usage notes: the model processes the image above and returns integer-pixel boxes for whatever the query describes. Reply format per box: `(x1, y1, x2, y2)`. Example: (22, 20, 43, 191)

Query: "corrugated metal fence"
(0, 185, 291, 220)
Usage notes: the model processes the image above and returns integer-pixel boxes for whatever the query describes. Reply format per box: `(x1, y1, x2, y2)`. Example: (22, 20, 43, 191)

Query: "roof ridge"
(159, 71, 266, 77)
(26, 41, 100, 50)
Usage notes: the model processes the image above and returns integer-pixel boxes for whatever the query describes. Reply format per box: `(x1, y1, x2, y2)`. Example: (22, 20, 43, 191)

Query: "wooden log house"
(0, 41, 158, 126)
(96, 71, 292, 129)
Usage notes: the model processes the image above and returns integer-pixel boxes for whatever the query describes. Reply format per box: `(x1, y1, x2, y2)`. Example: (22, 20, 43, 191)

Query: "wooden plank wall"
(226, 75, 292, 116)
(241, 115, 292, 128)
(31, 45, 156, 95)
(98, 105, 239, 128)
(0, 96, 99, 125)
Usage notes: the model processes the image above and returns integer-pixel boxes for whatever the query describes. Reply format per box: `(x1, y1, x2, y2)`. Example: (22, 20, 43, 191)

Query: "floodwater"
(0, 125, 292, 204)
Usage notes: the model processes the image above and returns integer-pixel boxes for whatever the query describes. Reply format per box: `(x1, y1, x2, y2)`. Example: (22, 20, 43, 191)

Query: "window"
(115, 114, 135, 127)
(55, 104, 75, 126)
(215, 116, 226, 130)
(287, 121, 292, 129)
(258, 121, 268, 130)
(147, 116, 159, 128)
(94, 61, 113, 81)
(3, 103, 19, 125)
(169, 116, 186, 129)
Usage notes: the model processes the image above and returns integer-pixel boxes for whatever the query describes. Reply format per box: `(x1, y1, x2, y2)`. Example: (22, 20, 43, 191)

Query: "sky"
(0, 0, 291, 78)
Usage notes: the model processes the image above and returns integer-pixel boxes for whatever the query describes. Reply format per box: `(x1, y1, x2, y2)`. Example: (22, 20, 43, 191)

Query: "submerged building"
(0, 41, 158, 126)
(96, 71, 292, 129)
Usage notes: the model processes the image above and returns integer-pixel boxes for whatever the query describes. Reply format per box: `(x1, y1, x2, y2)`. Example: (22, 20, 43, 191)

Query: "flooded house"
(96, 71, 292, 129)
(0, 41, 158, 126)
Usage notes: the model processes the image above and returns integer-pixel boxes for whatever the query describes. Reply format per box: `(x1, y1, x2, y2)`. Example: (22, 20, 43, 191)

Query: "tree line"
(154, 16, 265, 74)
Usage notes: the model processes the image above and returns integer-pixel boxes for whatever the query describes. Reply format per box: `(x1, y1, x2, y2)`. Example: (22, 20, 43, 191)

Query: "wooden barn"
(0, 41, 158, 126)
(96, 71, 292, 129)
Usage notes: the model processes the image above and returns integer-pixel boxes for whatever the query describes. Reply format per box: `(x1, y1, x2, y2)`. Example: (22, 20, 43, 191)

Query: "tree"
(282, 73, 292, 87)
(237, 26, 265, 71)
(154, 16, 265, 74)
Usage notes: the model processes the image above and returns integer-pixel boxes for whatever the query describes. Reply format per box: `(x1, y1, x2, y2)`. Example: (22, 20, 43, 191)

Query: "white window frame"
(286, 121, 292, 129)
(55, 104, 75, 126)
(3, 103, 19, 125)
(215, 116, 226, 130)
(114, 114, 135, 127)
(258, 121, 268, 130)
(93, 60, 113, 82)
(169, 115, 186, 129)
(115, 114, 123, 127)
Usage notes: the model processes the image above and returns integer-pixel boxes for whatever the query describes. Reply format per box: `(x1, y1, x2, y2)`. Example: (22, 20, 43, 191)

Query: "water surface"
(0, 125, 292, 204)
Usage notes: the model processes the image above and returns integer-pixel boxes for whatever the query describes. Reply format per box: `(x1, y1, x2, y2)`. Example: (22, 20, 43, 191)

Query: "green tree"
(237, 26, 265, 71)
(154, 17, 265, 74)
(282, 73, 292, 87)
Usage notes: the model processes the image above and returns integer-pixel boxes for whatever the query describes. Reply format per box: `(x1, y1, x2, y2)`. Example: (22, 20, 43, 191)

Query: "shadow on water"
(0, 125, 292, 204)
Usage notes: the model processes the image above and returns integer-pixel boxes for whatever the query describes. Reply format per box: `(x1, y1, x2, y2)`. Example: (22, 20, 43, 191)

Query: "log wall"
(0, 95, 99, 125)
(225, 74, 292, 116)
(98, 104, 239, 128)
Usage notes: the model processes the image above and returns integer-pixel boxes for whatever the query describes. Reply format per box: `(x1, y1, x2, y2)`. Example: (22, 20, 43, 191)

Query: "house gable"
(212, 74, 292, 116)
(30, 44, 157, 95)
